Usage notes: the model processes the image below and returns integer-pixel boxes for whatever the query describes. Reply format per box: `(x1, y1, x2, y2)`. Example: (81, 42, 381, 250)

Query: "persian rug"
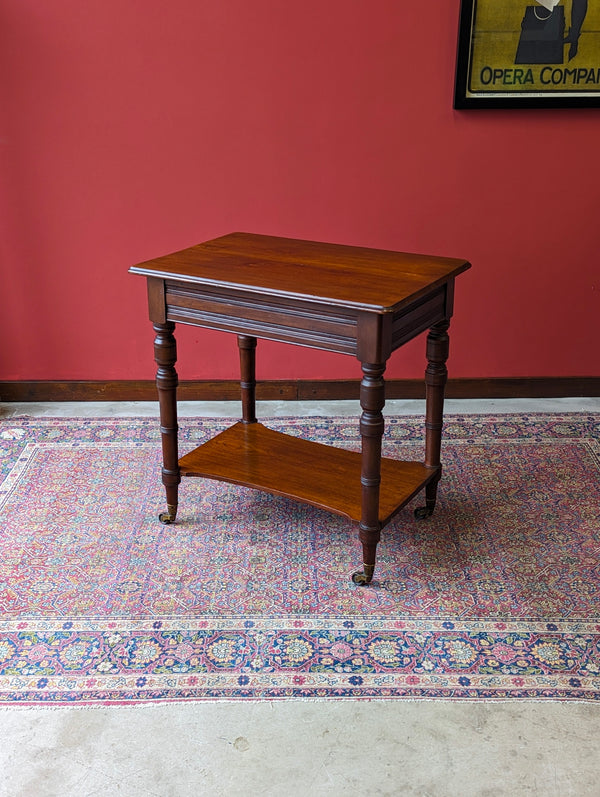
(0, 413, 599, 705)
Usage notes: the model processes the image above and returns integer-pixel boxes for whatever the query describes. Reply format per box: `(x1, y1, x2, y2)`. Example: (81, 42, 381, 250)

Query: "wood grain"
(130, 232, 470, 313)
(178, 422, 435, 526)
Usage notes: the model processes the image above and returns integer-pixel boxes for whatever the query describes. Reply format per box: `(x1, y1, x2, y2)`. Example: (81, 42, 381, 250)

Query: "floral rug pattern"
(0, 414, 599, 704)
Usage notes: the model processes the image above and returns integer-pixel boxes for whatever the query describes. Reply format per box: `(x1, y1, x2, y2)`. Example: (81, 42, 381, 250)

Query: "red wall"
(1, 1, 599, 383)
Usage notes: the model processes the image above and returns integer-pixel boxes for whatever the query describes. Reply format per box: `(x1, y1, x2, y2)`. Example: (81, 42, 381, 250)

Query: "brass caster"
(158, 504, 177, 524)
(414, 505, 434, 520)
(351, 564, 375, 586)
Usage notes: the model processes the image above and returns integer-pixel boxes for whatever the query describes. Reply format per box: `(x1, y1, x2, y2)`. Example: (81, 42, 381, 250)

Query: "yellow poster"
(456, 0, 600, 105)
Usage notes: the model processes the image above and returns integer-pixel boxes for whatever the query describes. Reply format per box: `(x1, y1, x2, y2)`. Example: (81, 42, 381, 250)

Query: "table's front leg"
(154, 321, 180, 524)
(352, 361, 386, 586)
(415, 319, 450, 519)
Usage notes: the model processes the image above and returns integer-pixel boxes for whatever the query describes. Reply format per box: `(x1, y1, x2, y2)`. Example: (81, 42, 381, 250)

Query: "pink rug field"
(0, 413, 599, 704)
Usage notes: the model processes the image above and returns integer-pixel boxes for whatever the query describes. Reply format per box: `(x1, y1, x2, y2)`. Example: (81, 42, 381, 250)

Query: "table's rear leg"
(415, 319, 449, 520)
(154, 321, 180, 524)
(352, 362, 385, 585)
(238, 335, 257, 424)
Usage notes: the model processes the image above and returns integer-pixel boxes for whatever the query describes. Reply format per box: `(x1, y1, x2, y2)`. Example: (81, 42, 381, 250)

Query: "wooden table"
(130, 233, 470, 584)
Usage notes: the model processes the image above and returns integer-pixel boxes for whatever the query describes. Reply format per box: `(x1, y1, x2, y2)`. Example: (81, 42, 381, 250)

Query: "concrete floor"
(1, 398, 599, 797)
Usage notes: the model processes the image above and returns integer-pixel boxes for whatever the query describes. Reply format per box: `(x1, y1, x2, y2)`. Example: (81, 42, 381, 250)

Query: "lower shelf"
(178, 421, 436, 525)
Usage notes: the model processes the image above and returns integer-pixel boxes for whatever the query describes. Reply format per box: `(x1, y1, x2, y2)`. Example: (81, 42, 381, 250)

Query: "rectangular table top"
(130, 232, 471, 313)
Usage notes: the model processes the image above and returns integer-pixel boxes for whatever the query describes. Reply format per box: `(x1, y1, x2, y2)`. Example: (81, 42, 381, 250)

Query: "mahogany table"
(130, 233, 471, 584)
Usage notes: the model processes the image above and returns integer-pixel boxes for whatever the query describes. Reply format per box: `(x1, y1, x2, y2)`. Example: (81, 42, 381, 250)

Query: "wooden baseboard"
(1, 377, 599, 403)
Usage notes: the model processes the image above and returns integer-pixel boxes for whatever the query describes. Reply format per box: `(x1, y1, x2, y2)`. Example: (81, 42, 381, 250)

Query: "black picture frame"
(454, 0, 600, 108)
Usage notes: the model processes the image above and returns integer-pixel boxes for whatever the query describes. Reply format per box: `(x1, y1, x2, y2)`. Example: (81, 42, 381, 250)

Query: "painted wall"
(1, 0, 599, 383)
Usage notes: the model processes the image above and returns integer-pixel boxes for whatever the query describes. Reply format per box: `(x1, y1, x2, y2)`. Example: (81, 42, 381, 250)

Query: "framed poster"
(454, 0, 600, 107)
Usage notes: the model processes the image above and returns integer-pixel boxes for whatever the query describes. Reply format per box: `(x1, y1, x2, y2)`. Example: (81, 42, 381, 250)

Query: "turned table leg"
(352, 361, 386, 585)
(154, 321, 180, 524)
(238, 335, 257, 424)
(415, 319, 450, 520)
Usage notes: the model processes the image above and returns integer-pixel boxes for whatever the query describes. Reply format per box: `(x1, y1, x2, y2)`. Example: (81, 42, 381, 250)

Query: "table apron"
(159, 280, 451, 359)
(391, 287, 449, 351)
(164, 282, 359, 354)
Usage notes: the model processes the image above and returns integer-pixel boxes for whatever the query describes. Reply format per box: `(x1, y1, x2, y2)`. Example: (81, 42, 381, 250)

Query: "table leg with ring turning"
(352, 361, 386, 585)
(414, 319, 450, 520)
(154, 321, 180, 524)
(238, 335, 257, 424)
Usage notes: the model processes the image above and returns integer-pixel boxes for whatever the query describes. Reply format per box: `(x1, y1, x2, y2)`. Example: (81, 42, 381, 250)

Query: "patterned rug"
(0, 413, 599, 705)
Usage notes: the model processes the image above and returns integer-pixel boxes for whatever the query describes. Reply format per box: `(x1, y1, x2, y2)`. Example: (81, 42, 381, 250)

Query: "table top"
(130, 233, 471, 313)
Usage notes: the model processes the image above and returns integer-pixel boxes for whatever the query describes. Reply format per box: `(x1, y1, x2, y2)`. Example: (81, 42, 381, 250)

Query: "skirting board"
(1, 378, 599, 402)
